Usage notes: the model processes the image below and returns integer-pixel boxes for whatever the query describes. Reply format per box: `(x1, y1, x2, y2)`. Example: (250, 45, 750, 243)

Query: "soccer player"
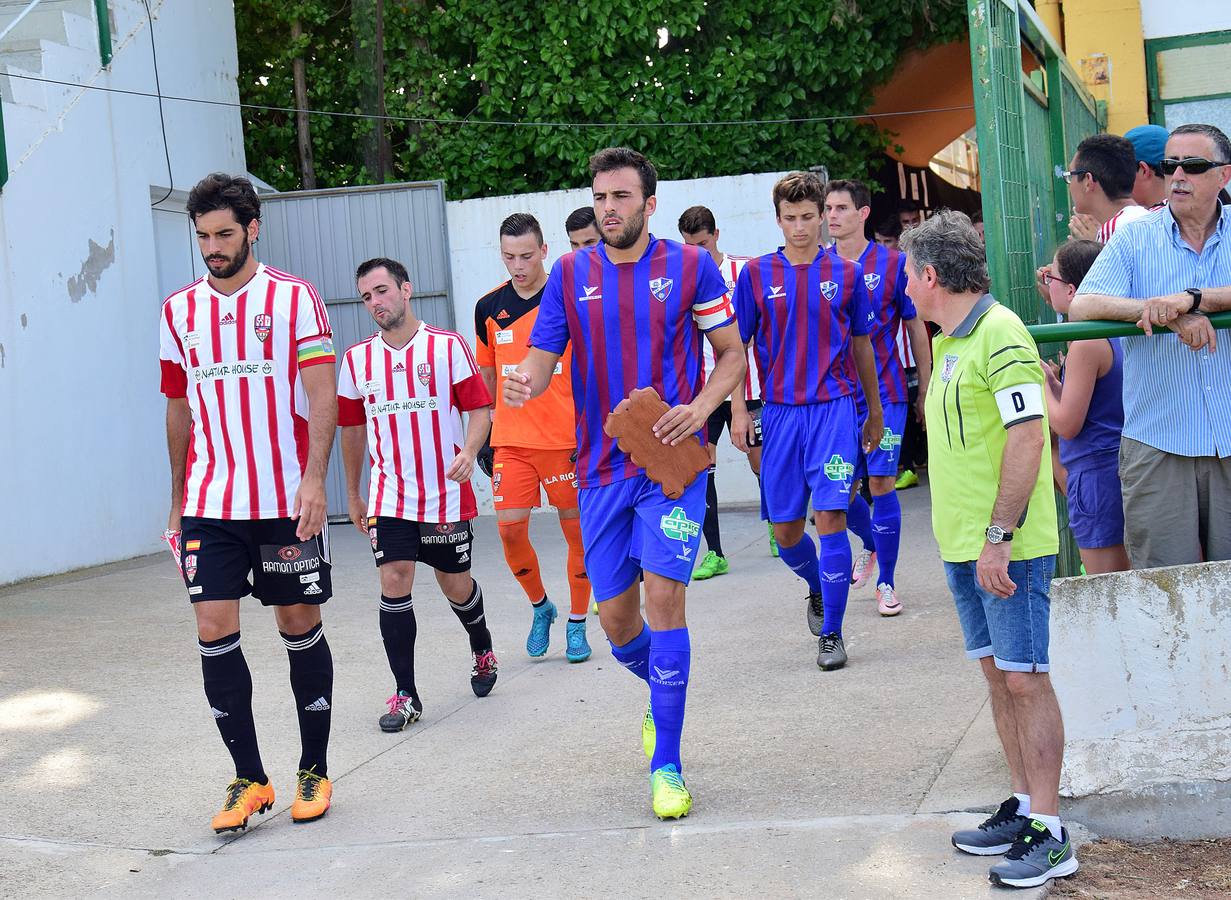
(677, 205, 776, 574)
(874, 216, 902, 250)
(824, 179, 932, 616)
(475, 213, 591, 662)
(160, 174, 338, 832)
(565, 206, 603, 251)
(733, 172, 883, 670)
(338, 258, 498, 733)
(505, 147, 746, 819)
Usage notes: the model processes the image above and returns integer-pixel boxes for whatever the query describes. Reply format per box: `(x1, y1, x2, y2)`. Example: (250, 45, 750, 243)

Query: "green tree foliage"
(236, 0, 968, 197)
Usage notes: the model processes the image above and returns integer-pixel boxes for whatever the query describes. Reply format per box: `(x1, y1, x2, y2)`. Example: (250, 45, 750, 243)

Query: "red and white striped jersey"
(159, 263, 335, 521)
(1097, 203, 1149, 244)
(701, 254, 760, 401)
(337, 323, 493, 524)
(895, 319, 915, 371)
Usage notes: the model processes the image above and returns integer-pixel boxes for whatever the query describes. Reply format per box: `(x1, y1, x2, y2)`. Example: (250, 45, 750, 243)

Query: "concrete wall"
(1051, 561, 1231, 830)
(445, 170, 794, 515)
(1139, 1, 1231, 39)
(0, 1, 244, 585)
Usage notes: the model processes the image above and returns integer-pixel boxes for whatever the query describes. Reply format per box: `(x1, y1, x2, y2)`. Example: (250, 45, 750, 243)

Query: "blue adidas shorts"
(855, 401, 909, 480)
(760, 398, 859, 520)
(578, 472, 707, 601)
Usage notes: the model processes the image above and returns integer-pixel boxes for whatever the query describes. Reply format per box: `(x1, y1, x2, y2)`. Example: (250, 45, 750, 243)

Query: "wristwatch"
(986, 525, 1014, 544)
(1185, 288, 1203, 313)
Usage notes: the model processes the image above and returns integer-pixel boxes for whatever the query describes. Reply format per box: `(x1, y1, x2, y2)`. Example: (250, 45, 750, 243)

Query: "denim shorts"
(943, 555, 1056, 672)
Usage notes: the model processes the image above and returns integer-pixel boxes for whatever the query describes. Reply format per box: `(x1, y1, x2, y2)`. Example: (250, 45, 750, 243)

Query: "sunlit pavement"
(0, 484, 1054, 898)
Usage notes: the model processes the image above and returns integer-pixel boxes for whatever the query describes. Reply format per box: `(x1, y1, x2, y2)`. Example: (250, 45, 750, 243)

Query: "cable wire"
(139, 0, 174, 207)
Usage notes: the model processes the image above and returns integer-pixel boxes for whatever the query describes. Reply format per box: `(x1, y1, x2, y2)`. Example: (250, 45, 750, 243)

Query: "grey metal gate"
(257, 180, 455, 519)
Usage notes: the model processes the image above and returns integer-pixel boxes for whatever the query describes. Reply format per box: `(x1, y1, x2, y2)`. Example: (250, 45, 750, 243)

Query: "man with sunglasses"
(1072, 123, 1231, 569)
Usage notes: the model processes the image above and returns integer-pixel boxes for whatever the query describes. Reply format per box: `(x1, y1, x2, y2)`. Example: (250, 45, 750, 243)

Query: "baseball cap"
(1124, 125, 1169, 167)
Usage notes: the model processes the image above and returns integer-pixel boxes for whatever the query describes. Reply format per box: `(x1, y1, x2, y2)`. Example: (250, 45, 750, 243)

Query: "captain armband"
(994, 383, 1044, 428)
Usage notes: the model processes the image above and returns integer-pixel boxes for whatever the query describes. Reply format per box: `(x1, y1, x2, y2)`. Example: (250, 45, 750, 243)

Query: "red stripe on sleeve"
(452, 372, 493, 411)
(160, 359, 188, 398)
(338, 396, 366, 426)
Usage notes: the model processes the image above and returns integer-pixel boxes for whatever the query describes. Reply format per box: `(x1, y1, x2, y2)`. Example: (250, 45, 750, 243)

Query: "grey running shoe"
(806, 592, 824, 636)
(379, 691, 422, 733)
(816, 632, 847, 670)
(951, 796, 1029, 855)
(988, 820, 1079, 888)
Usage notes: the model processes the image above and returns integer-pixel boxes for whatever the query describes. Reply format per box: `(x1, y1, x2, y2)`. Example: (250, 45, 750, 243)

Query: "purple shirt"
(858, 242, 917, 405)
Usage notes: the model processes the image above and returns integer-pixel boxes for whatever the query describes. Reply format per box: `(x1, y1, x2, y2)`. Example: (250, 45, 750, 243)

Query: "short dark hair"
(355, 257, 410, 287)
(186, 173, 261, 227)
(772, 171, 825, 215)
(565, 206, 597, 233)
(824, 179, 871, 210)
(874, 215, 902, 239)
(499, 212, 544, 245)
(589, 147, 657, 199)
(897, 199, 921, 214)
(1074, 133, 1137, 200)
(1169, 123, 1231, 164)
(970, 209, 984, 225)
(1055, 239, 1103, 288)
(678, 205, 717, 235)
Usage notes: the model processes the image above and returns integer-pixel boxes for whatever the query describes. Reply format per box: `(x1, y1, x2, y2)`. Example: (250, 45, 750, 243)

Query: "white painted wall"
(1051, 561, 1231, 798)
(0, 1, 244, 585)
(1139, 1, 1231, 39)
(445, 170, 797, 516)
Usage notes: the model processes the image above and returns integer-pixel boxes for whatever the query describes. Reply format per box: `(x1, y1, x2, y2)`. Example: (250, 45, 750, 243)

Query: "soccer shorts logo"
(864, 273, 881, 292)
(659, 506, 700, 542)
(369, 526, 378, 551)
(824, 454, 854, 481)
(649, 277, 674, 302)
(279, 545, 302, 561)
(879, 428, 902, 451)
(941, 353, 960, 383)
(819, 281, 838, 302)
(184, 554, 198, 583)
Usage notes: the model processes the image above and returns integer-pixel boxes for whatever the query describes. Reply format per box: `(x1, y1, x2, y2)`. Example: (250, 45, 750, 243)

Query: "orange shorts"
(491, 446, 579, 511)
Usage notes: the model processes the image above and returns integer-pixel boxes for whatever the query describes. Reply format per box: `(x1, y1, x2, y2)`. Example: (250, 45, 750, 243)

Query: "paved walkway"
(0, 485, 1052, 898)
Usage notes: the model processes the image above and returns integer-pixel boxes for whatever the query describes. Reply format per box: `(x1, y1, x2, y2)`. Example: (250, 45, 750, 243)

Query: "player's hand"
(348, 494, 368, 535)
(503, 371, 533, 408)
(976, 540, 1016, 599)
(476, 442, 495, 478)
(1165, 313, 1216, 352)
(1137, 293, 1194, 335)
(1034, 265, 1050, 301)
(653, 402, 706, 446)
(1043, 359, 1063, 388)
(446, 449, 476, 483)
(861, 410, 884, 455)
(730, 407, 754, 454)
(292, 473, 327, 541)
(1068, 212, 1100, 241)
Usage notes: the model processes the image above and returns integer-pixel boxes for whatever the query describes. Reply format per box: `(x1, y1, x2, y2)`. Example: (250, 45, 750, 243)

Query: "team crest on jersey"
(417, 362, 433, 386)
(863, 273, 881, 293)
(649, 277, 674, 302)
(253, 314, 273, 342)
(819, 281, 838, 302)
(184, 554, 197, 583)
(940, 353, 960, 383)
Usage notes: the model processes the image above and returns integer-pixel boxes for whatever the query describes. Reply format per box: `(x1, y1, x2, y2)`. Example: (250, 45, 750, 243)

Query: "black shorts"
(706, 399, 763, 447)
(179, 517, 332, 606)
(368, 517, 473, 573)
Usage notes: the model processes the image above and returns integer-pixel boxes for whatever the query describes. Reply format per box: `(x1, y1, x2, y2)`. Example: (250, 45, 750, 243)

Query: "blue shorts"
(855, 401, 908, 480)
(1066, 457, 1125, 549)
(578, 472, 707, 601)
(944, 556, 1056, 673)
(760, 398, 858, 520)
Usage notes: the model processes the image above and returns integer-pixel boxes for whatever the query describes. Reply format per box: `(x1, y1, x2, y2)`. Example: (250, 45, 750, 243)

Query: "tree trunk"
(290, 17, 316, 190)
(353, 0, 391, 183)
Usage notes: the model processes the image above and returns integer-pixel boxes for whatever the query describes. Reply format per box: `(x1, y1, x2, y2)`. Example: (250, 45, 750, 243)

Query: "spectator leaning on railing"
(1070, 123, 1231, 568)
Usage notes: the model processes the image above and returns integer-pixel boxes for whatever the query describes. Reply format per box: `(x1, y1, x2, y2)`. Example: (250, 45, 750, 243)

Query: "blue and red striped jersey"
(856, 242, 917, 405)
(733, 248, 873, 405)
(530, 235, 733, 488)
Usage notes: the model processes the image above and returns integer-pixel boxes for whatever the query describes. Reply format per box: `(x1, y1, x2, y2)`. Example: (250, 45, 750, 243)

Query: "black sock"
(199, 632, 266, 784)
(379, 594, 418, 697)
(448, 579, 492, 654)
(282, 623, 332, 778)
(703, 466, 723, 557)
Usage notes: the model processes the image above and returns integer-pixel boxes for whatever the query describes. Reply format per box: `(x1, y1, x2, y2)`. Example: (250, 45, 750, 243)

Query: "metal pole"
(0, 98, 8, 191)
(94, 0, 111, 66)
(1027, 311, 1231, 343)
(0, 0, 43, 46)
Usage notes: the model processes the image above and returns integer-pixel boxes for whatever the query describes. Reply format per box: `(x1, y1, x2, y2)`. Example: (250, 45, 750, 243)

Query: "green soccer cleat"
(692, 551, 729, 580)
(895, 469, 919, 490)
(650, 764, 692, 820)
(768, 522, 779, 557)
(642, 702, 655, 759)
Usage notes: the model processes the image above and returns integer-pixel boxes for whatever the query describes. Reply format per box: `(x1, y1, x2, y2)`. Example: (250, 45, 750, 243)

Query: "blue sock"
(819, 532, 852, 635)
(648, 627, 691, 772)
(777, 531, 823, 593)
(846, 494, 876, 551)
(608, 621, 651, 683)
(871, 491, 902, 587)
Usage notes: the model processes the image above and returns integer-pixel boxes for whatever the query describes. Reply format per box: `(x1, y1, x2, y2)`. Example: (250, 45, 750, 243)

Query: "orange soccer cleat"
(290, 769, 332, 823)
(211, 778, 275, 834)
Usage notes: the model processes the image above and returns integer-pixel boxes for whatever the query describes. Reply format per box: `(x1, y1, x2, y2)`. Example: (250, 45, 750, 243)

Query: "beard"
(375, 305, 407, 332)
(602, 204, 647, 250)
(204, 240, 251, 279)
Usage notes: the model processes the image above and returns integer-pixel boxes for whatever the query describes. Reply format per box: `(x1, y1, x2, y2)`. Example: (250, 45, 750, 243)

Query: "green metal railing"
(1026, 312, 1231, 343)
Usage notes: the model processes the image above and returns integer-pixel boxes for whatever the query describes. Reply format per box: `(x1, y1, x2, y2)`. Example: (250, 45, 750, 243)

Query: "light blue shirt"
(1077, 203, 1231, 458)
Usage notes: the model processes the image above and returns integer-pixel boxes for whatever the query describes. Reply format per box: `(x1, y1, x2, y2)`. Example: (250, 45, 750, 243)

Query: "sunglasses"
(1041, 272, 1071, 287)
(1059, 169, 1091, 184)
(1160, 157, 1230, 175)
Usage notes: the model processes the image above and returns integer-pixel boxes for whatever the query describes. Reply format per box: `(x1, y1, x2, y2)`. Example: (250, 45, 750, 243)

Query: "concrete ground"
(0, 484, 1057, 898)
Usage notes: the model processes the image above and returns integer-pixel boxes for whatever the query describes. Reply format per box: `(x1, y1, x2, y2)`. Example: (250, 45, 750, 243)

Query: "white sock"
(1012, 792, 1031, 816)
(1032, 813, 1063, 841)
